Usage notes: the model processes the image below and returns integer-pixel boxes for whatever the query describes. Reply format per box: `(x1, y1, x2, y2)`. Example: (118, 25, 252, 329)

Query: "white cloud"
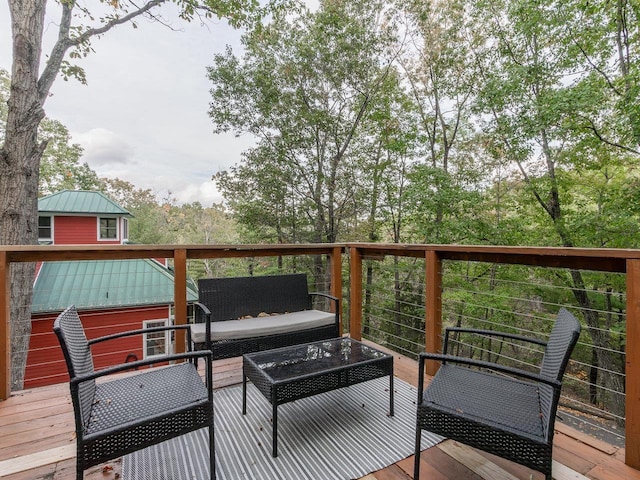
(171, 180, 224, 205)
(0, 2, 255, 206)
(74, 128, 134, 167)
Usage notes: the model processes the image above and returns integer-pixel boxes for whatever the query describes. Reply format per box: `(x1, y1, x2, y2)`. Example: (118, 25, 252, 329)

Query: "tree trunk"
(569, 269, 625, 424)
(2, 0, 47, 390)
(363, 261, 373, 338)
(590, 348, 599, 405)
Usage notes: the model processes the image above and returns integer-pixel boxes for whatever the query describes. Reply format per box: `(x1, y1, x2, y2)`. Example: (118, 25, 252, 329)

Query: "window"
(143, 319, 169, 358)
(38, 216, 52, 241)
(122, 218, 129, 241)
(99, 217, 118, 240)
(170, 304, 196, 324)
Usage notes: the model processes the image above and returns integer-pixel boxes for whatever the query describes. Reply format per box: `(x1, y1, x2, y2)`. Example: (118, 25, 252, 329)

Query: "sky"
(0, 2, 259, 205)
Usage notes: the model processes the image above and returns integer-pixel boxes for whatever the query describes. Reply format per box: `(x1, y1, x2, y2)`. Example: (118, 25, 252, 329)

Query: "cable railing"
(1, 244, 342, 393)
(346, 243, 640, 469)
(357, 255, 626, 445)
(2, 242, 640, 469)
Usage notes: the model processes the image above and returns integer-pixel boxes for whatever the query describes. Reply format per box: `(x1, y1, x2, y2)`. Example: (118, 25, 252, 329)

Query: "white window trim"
(122, 218, 129, 242)
(38, 215, 54, 242)
(142, 319, 170, 359)
(97, 216, 119, 241)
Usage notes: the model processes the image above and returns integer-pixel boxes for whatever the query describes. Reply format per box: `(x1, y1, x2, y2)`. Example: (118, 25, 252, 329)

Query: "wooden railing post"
(425, 250, 442, 377)
(626, 259, 640, 468)
(330, 246, 343, 334)
(0, 252, 9, 400)
(174, 249, 187, 355)
(349, 247, 363, 340)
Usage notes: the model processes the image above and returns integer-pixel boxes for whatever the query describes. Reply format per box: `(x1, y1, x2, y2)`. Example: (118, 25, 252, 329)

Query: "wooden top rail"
(345, 243, 640, 272)
(2, 242, 638, 272)
(2, 242, 640, 469)
(0, 243, 343, 263)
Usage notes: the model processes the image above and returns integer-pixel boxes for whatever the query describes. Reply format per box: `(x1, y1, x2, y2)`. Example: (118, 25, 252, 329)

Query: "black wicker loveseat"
(414, 308, 581, 480)
(54, 305, 215, 480)
(190, 273, 340, 360)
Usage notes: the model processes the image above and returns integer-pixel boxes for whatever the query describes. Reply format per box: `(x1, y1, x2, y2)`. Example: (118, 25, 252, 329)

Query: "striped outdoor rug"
(122, 377, 442, 480)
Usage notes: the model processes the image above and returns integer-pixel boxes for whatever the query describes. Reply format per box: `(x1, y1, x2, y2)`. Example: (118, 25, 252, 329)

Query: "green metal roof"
(32, 259, 198, 313)
(38, 190, 132, 216)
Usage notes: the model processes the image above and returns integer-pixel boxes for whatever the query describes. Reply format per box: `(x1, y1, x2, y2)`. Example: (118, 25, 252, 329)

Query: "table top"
(243, 337, 392, 383)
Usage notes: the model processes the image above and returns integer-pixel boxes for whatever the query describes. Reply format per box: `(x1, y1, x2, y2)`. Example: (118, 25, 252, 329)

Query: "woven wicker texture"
(194, 274, 339, 360)
(243, 338, 394, 457)
(86, 363, 208, 433)
(198, 274, 311, 320)
(53, 305, 215, 480)
(423, 365, 544, 439)
(414, 308, 581, 480)
(54, 306, 96, 428)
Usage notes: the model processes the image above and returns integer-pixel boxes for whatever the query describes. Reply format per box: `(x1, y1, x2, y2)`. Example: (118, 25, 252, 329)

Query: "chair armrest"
(418, 352, 562, 388)
(193, 301, 211, 317)
(192, 302, 212, 352)
(309, 292, 339, 314)
(70, 350, 213, 385)
(444, 327, 548, 348)
(88, 324, 194, 350)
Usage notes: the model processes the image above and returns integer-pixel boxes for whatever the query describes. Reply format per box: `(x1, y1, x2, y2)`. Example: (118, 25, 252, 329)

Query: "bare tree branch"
(38, 0, 167, 103)
(578, 113, 640, 155)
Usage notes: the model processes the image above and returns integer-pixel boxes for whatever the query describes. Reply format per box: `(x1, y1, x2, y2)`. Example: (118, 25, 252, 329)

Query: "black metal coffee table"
(242, 337, 394, 457)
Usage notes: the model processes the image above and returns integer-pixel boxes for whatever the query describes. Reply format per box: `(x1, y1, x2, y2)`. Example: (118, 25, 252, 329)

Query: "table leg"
(272, 401, 278, 457)
(389, 373, 394, 417)
(242, 373, 247, 415)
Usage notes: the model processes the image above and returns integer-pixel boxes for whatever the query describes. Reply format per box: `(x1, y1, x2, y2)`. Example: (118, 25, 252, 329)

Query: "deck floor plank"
(587, 456, 640, 480)
(367, 463, 413, 480)
(0, 346, 637, 480)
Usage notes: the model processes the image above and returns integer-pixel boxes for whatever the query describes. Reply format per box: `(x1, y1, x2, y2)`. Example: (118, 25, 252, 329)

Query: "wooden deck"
(1, 342, 638, 480)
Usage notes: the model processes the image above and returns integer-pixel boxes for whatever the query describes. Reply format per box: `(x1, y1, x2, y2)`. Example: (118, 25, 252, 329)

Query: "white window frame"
(97, 216, 119, 241)
(38, 215, 53, 242)
(122, 218, 129, 242)
(142, 319, 170, 359)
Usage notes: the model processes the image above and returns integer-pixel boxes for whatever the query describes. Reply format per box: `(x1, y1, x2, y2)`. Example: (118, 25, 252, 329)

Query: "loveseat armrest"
(192, 302, 213, 362)
(309, 292, 340, 332)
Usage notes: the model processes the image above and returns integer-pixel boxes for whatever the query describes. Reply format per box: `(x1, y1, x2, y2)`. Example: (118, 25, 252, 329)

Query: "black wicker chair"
(414, 308, 581, 480)
(53, 305, 215, 480)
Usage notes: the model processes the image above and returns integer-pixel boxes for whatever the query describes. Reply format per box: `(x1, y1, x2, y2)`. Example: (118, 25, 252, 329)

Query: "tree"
(1, 69, 99, 195)
(470, 0, 640, 420)
(209, 0, 402, 244)
(2, 0, 261, 390)
(38, 118, 101, 195)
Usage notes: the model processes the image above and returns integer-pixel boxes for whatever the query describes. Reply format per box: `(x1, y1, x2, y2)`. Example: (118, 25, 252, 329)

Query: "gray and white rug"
(123, 377, 442, 480)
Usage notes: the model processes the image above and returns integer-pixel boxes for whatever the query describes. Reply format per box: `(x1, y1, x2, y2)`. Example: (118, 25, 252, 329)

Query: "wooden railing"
(347, 243, 640, 470)
(1, 242, 640, 469)
(0, 243, 343, 400)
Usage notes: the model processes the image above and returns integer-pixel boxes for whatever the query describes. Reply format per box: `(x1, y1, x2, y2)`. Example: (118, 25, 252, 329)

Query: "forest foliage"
(205, 0, 638, 424)
(2, 0, 637, 421)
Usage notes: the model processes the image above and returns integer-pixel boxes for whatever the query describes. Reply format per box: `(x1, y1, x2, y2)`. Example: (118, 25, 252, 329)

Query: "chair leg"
(209, 424, 216, 480)
(413, 423, 422, 479)
(76, 461, 83, 480)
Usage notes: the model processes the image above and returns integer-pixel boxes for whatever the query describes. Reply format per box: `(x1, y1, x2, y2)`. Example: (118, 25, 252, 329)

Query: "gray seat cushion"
(190, 310, 335, 343)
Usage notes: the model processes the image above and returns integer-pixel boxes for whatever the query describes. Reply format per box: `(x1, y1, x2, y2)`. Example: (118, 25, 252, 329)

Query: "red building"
(25, 190, 197, 388)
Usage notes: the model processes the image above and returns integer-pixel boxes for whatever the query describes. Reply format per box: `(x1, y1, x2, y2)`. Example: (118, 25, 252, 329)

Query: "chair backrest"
(537, 308, 581, 437)
(53, 305, 96, 429)
(540, 308, 581, 382)
(197, 273, 312, 321)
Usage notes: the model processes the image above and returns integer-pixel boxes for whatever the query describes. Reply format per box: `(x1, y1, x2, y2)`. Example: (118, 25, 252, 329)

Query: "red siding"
(25, 306, 171, 389)
(54, 216, 121, 245)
